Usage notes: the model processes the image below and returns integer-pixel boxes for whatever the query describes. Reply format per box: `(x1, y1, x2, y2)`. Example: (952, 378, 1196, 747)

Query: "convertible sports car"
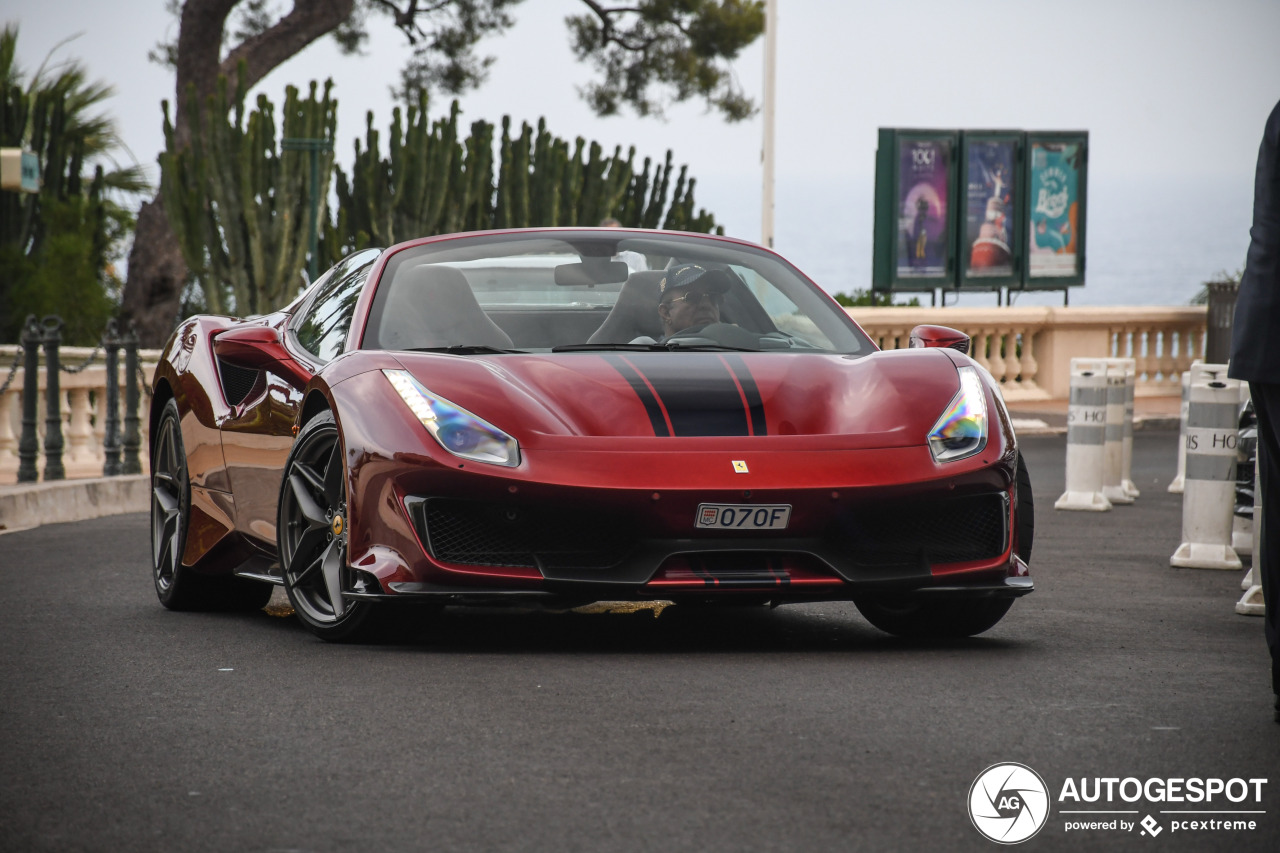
(149, 228, 1034, 641)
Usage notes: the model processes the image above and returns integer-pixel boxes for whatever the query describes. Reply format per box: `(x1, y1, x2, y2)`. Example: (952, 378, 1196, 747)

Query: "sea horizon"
(700, 171, 1256, 309)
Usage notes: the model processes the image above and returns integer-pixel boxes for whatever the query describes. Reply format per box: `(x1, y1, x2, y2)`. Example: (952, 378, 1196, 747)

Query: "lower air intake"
(830, 492, 1008, 565)
(410, 498, 636, 571)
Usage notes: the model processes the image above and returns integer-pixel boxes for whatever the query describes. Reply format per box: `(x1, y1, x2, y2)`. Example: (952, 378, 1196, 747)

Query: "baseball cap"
(659, 263, 734, 299)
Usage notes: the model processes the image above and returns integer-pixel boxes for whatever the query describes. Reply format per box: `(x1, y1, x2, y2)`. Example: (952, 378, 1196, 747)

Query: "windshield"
(362, 232, 873, 356)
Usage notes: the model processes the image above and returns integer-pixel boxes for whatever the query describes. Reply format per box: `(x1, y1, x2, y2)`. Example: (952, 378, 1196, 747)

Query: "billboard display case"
(958, 131, 1024, 290)
(1024, 131, 1088, 289)
(872, 129, 960, 292)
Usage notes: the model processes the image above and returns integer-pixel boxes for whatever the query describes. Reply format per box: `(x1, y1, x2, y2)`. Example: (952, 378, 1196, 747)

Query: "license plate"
(695, 504, 792, 530)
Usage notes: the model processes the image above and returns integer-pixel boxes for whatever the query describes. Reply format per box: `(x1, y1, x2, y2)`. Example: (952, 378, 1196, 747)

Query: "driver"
(655, 263, 733, 340)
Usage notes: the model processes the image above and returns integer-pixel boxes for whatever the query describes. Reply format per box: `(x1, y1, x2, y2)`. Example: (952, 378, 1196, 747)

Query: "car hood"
(388, 348, 964, 448)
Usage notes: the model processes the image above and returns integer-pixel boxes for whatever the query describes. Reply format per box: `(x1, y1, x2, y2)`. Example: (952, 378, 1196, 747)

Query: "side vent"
(218, 360, 260, 406)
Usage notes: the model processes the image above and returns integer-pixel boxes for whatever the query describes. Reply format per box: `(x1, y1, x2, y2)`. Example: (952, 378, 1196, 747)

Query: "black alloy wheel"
(1015, 451, 1035, 563)
(853, 452, 1033, 639)
(151, 398, 272, 611)
(278, 411, 379, 641)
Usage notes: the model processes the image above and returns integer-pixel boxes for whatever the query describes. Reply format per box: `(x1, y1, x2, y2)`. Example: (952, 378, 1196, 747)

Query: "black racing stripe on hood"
(722, 353, 768, 437)
(602, 355, 670, 437)
(629, 355, 751, 437)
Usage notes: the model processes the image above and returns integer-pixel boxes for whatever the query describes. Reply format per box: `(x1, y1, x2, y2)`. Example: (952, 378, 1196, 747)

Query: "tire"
(853, 454, 1030, 638)
(151, 398, 273, 611)
(278, 410, 381, 642)
(1015, 452, 1034, 563)
(854, 594, 1013, 639)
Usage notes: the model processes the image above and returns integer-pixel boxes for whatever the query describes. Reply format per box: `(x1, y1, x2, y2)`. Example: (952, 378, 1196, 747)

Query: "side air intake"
(217, 360, 260, 406)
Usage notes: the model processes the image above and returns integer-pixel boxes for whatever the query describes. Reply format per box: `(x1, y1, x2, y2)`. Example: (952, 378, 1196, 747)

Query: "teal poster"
(1028, 142, 1081, 278)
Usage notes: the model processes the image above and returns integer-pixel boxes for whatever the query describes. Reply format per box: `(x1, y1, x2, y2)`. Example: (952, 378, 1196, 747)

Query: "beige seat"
(378, 265, 514, 350)
(586, 271, 665, 343)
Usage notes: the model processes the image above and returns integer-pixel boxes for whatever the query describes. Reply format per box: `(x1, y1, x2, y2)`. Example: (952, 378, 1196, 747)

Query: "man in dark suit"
(1229, 98, 1280, 723)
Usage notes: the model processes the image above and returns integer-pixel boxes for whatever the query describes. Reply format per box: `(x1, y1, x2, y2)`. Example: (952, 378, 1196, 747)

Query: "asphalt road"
(2, 430, 1277, 853)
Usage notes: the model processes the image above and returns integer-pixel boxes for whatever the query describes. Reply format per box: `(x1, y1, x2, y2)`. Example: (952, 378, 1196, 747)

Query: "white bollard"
(1233, 383, 1254, 556)
(1234, 516, 1254, 557)
(1119, 359, 1140, 498)
(1170, 370, 1191, 493)
(1171, 371, 1242, 570)
(1101, 361, 1134, 505)
(1238, 449, 1265, 615)
(1056, 358, 1112, 512)
(1238, 583, 1266, 615)
(1169, 361, 1205, 494)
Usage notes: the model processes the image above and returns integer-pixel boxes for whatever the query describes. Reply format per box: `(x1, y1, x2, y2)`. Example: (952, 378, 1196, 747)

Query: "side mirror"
(908, 324, 971, 356)
(212, 325, 311, 387)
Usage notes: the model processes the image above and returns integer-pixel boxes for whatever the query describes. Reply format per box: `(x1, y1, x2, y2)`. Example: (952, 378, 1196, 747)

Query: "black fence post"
(122, 322, 142, 475)
(1205, 279, 1241, 365)
(17, 315, 41, 483)
(103, 320, 122, 477)
(41, 316, 65, 481)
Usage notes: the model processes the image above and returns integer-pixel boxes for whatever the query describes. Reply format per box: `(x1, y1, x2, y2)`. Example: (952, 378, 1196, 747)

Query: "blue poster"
(964, 140, 1016, 278)
(1028, 142, 1081, 278)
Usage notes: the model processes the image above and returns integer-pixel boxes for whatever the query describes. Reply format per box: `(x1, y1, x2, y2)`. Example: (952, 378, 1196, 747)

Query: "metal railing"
(1, 316, 162, 485)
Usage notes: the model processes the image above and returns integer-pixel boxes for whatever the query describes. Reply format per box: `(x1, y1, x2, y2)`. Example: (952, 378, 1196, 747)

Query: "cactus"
(161, 68, 337, 315)
(328, 96, 720, 250)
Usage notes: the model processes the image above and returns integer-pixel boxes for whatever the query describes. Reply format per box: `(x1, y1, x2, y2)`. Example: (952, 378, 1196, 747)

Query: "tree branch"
(576, 0, 653, 52)
(219, 0, 356, 97)
(174, 0, 240, 112)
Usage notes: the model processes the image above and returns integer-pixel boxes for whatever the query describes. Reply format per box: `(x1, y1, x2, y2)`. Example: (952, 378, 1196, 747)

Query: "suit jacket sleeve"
(1229, 100, 1280, 381)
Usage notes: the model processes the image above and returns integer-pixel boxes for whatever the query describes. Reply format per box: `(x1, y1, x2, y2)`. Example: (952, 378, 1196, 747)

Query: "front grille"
(218, 360, 260, 406)
(829, 492, 1007, 565)
(411, 498, 637, 571)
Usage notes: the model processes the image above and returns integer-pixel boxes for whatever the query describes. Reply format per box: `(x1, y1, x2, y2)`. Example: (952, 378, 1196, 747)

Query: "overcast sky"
(7, 0, 1280, 294)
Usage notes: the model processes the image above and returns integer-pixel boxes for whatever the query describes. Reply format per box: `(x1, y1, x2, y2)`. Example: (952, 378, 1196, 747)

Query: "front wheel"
(1016, 452, 1034, 563)
(278, 411, 380, 642)
(854, 595, 1013, 638)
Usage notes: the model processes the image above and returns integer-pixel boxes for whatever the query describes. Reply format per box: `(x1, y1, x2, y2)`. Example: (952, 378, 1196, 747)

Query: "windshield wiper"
(551, 343, 670, 352)
(404, 345, 524, 354)
(662, 342, 759, 352)
(552, 342, 762, 353)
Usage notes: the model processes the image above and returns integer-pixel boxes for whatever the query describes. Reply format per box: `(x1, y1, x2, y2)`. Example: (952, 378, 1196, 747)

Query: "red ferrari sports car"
(149, 228, 1033, 641)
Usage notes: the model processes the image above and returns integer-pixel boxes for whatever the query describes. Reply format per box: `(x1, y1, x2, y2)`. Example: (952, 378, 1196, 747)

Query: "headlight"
(383, 369, 521, 467)
(928, 366, 988, 463)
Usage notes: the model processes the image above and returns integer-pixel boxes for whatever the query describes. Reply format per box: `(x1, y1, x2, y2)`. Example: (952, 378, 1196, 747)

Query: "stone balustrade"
(847, 305, 1207, 401)
(0, 346, 162, 484)
(0, 306, 1207, 482)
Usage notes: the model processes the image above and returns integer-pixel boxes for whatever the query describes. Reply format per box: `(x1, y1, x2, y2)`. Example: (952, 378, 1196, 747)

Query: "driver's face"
(659, 288, 721, 335)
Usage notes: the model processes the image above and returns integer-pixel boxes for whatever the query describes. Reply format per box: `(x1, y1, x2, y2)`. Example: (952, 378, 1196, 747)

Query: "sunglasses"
(663, 289, 724, 308)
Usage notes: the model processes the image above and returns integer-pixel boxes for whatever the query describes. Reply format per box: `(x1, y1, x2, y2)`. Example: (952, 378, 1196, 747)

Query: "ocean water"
(703, 174, 1256, 308)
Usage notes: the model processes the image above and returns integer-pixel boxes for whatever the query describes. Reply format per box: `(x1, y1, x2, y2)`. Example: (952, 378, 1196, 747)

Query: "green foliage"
(160, 69, 338, 315)
(4, 198, 117, 343)
(568, 0, 765, 121)
(1, 24, 146, 344)
(324, 95, 721, 261)
(149, 2, 764, 122)
(386, 1, 520, 101)
(833, 289, 921, 307)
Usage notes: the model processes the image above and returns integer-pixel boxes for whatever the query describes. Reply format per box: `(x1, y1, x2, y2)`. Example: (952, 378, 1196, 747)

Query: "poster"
(896, 139, 950, 278)
(963, 140, 1016, 278)
(1028, 141, 1082, 278)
